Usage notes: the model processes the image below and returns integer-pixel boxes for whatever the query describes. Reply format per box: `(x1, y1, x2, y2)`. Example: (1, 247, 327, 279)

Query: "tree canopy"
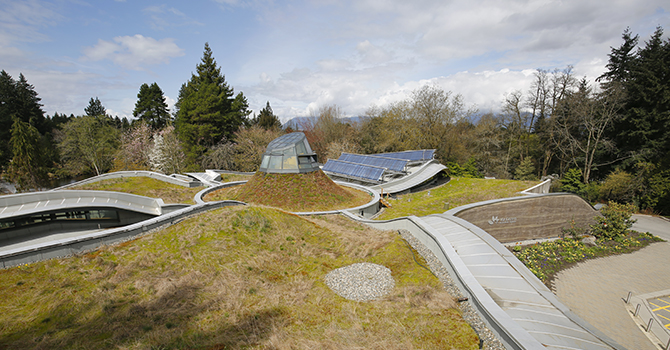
(0, 71, 47, 167)
(133, 83, 171, 129)
(252, 101, 282, 130)
(601, 26, 670, 166)
(175, 43, 250, 166)
(84, 97, 106, 117)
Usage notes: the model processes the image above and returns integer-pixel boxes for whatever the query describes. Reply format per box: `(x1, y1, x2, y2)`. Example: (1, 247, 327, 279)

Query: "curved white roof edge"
(370, 160, 447, 194)
(0, 190, 163, 218)
(52, 171, 198, 190)
(0, 201, 246, 268)
(519, 178, 552, 195)
(338, 194, 623, 350)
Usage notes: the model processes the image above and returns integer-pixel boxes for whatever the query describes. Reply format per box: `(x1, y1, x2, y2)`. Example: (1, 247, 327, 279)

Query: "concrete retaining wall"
(448, 193, 597, 243)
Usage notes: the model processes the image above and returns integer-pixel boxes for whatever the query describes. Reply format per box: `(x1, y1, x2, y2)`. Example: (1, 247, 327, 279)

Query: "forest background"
(1, 28, 668, 215)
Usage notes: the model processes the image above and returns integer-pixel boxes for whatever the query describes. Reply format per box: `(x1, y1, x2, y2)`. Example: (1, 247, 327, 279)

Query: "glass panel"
(295, 141, 306, 155)
(303, 139, 313, 154)
(269, 155, 282, 170)
(283, 155, 298, 170)
(260, 155, 270, 169)
(284, 147, 295, 156)
(89, 209, 118, 220)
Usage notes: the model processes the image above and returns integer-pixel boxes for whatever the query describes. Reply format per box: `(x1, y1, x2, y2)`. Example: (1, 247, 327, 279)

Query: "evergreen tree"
(603, 27, 670, 165)
(256, 101, 281, 130)
(133, 82, 171, 129)
(175, 43, 250, 165)
(6, 118, 44, 191)
(599, 27, 639, 87)
(0, 71, 47, 168)
(85, 97, 106, 117)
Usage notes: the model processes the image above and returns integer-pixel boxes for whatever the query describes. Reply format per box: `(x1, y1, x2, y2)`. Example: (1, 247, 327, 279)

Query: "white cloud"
(356, 40, 393, 65)
(240, 0, 669, 120)
(0, 0, 62, 44)
(143, 5, 203, 30)
(0, 0, 63, 68)
(81, 35, 185, 70)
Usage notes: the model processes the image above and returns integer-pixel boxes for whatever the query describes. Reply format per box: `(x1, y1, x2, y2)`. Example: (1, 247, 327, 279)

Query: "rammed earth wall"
(452, 194, 597, 243)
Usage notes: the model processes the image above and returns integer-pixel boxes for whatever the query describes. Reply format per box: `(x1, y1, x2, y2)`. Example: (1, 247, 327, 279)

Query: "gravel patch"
(398, 229, 506, 350)
(324, 262, 395, 302)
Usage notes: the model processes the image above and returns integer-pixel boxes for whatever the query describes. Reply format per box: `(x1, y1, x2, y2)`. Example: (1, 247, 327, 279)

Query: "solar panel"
(373, 149, 435, 162)
(338, 153, 408, 172)
(322, 160, 385, 182)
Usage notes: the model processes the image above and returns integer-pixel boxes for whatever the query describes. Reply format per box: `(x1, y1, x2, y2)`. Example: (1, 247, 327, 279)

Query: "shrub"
(590, 201, 637, 240)
(599, 169, 636, 203)
(576, 182, 600, 203)
(447, 158, 482, 178)
(514, 157, 537, 181)
(562, 218, 587, 239)
(559, 168, 584, 194)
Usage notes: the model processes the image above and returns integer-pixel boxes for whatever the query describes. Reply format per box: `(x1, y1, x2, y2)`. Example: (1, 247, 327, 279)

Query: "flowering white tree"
(113, 122, 153, 171)
(149, 125, 184, 174)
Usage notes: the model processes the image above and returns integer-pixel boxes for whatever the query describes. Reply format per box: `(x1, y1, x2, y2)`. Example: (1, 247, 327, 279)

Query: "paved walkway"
(553, 215, 670, 350)
(421, 214, 617, 349)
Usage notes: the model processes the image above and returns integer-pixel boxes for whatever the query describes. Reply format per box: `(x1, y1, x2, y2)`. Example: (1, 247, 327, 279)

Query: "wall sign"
(488, 216, 517, 225)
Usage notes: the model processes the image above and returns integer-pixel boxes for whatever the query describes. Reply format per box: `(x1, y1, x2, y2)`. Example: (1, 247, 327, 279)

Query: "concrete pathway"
(553, 215, 670, 350)
(632, 214, 670, 241)
(420, 214, 618, 349)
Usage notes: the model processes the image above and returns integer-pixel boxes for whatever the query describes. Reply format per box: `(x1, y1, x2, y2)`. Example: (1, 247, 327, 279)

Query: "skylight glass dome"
(259, 132, 320, 173)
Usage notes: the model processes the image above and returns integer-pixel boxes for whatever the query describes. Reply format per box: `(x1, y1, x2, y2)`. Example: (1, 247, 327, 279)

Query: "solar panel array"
(323, 149, 434, 183)
(338, 153, 408, 172)
(322, 160, 386, 182)
(374, 149, 435, 162)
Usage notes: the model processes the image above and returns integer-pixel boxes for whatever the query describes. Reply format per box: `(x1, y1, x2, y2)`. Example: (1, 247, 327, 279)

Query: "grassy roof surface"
(69, 177, 205, 204)
(205, 170, 372, 212)
(378, 177, 540, 220)
(0, 207, 479, 349)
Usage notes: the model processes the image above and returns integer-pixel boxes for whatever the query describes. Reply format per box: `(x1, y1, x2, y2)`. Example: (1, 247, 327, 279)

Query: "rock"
(581, 236, 597, 246)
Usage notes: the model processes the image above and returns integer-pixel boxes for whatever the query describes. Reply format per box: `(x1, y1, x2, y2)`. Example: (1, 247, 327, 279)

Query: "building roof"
(259, 132, 320, 173)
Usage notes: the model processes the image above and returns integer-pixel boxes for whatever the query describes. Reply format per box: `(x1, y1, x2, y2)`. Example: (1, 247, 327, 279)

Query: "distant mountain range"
(282, 116, 369, 130)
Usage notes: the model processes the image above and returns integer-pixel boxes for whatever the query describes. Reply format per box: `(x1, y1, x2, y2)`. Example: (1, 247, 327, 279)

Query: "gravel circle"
(324, 262, 395, 302)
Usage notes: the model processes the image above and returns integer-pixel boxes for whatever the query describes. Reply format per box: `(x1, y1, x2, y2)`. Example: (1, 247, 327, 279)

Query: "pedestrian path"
(553, 242, 670, 350)
(553, 215, 670, 350)
(420, 214, 620, 349)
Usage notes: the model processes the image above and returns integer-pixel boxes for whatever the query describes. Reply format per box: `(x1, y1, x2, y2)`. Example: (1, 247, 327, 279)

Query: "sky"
(1, 0, 668, 123)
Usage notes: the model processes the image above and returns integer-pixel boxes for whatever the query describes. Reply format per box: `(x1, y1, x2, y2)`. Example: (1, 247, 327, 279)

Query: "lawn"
(378, 177, 539, 220)
(69, 177, 205, 204)
(0, 207, 479, 349)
